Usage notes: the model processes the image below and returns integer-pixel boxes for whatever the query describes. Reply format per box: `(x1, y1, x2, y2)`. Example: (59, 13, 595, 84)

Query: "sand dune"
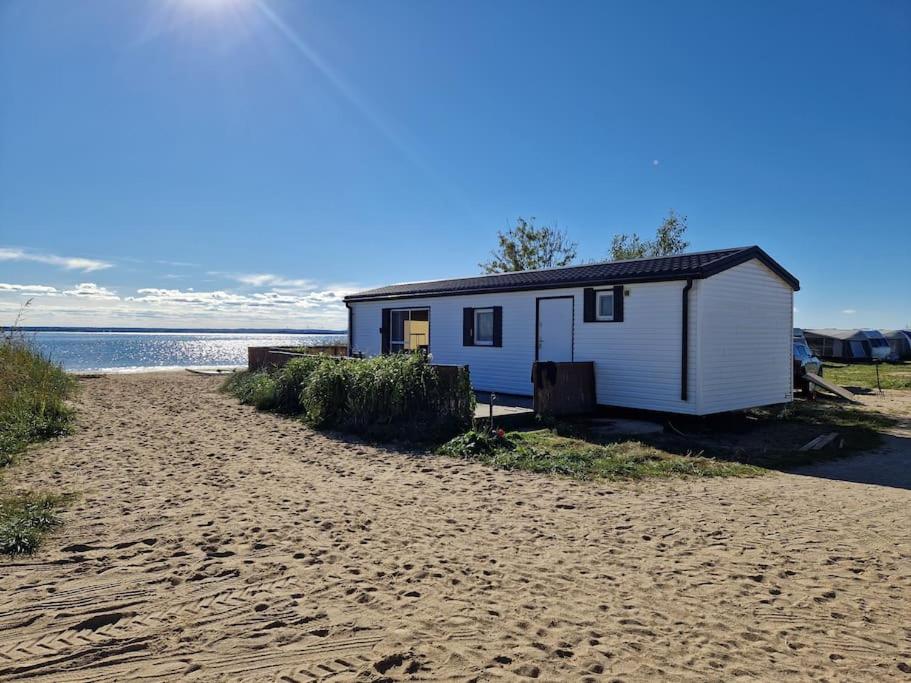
(0, 372, 909, 681)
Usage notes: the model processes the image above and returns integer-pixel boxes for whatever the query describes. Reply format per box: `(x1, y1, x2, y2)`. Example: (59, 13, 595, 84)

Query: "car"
(793, 331, 823, 394)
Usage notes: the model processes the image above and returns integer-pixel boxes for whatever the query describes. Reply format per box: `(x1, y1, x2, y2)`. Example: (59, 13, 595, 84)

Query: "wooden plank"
(812, 433, 840, 450)
(802, 434, 830, 451)
(799, 435, 824, 451)
(800, 432, 839, 452)
(800, 432, 838, 451)
(804, 373, 859, 402)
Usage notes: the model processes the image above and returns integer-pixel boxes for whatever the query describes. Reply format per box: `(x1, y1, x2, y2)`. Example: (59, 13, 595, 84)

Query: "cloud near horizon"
(63, 283, 119, 300)
(0, 278, 355, 328)
(0, 247, 112, 273)
(217, 272, 317, 289)
(0, 283, 60, 295)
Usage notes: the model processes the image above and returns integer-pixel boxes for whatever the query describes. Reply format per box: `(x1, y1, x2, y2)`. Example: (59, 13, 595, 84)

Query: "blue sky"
(1, 0, 908, 329)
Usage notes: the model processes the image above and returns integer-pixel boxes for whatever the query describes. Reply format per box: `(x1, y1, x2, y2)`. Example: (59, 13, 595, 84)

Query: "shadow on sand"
(785, 434, 911, 490)
(550, 398, 911, 492)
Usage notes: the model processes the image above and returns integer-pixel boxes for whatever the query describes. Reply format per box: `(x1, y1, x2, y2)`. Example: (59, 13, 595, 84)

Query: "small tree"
(610, 210, 690, 261)
(609, 233, 648, 261)
(480, 217, 577, 273)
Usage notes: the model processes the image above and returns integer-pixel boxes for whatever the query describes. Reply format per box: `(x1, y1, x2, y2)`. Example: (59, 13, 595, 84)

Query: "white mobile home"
(344, 246, 799, 416)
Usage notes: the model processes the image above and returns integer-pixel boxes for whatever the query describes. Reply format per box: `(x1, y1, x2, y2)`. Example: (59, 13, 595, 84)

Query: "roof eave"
(344, 272, 698, 303)
(343, 246, 801, 303)
(698, 246, 800, 291)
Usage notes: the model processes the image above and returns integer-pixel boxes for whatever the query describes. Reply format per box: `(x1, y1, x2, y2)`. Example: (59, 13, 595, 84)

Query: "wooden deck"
(473, 392, 534, 428)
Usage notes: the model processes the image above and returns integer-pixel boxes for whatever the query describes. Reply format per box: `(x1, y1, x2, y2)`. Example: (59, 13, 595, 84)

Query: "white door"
(537, 297, 574, 362)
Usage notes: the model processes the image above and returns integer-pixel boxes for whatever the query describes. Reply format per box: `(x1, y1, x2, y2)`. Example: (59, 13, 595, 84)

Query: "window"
(474, 308, 494, 345)
(463, 306, 502, 347)
(388, 308, 429, 353)
(596, 291, 614, 321)
(389, 310, 408, 353)
(583, 286, 624, 323)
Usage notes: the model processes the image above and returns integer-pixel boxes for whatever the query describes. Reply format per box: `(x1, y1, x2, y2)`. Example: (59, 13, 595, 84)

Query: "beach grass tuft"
(0, 491, 70, 556)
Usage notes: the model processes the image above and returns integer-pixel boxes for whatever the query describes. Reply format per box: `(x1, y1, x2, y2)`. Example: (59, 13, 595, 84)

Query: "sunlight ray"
(253, 0, 477, 219)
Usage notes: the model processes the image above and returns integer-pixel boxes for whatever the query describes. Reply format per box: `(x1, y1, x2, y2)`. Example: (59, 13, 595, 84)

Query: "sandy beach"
(1, 372, 909, 681)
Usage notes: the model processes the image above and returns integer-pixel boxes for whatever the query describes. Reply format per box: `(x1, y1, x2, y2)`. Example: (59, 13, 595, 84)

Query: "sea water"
(21, 330, 347, 373)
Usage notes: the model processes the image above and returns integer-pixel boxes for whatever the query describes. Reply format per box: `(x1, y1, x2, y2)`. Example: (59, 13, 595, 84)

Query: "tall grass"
(0, 327, 76, 554)
(1, 335, 76, 465)
(224, 353, 475, 440)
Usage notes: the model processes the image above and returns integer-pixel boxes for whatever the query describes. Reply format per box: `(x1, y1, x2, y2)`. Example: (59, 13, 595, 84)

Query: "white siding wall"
(350, 281, 699, 413)
(574, 280, 699, 414)
(349, 258, 793, 415)
(350, 291, 538, 395)
(695, 259, 794, 414)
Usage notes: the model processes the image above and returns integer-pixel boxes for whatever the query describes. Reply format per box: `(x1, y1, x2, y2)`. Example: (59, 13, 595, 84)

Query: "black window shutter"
(462, 307, 474, 346)
(613, 285, 624, 322)
(492, 306, 503, 347)
(380, 308, 391, 354)
(583, 288, 595, 322)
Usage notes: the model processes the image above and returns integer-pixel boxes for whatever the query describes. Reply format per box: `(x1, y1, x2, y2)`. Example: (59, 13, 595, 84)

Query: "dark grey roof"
(345, 245, 799, 302)
(803, 329, 869, 341)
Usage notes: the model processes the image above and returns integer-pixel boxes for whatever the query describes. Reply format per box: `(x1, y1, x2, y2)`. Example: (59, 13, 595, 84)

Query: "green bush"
(274, 356, 326, 413)
(224, 354, 475, 440)
(438, 428, 514, 457)
(248, 373, 279, 411)
(1, 336, 75, 464)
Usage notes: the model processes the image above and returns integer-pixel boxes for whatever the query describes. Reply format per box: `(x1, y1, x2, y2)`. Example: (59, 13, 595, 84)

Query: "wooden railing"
(247, 345, 350, 372)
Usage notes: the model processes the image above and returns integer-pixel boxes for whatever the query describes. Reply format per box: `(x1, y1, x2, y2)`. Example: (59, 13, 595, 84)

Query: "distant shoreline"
(71, 365, 247, 375)
(7, 326, 348, 335)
